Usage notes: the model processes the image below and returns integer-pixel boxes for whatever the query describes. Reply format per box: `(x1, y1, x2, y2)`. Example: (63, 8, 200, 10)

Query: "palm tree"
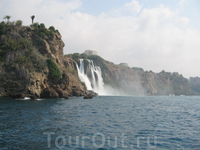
(31, 15, 35, 24)
(3, 15, 11, 22)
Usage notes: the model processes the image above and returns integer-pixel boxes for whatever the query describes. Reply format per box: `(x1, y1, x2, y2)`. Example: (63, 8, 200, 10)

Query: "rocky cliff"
(0, 20, 196, 98)
(70, 54, 193, 96)
(0, 21, 87, 98)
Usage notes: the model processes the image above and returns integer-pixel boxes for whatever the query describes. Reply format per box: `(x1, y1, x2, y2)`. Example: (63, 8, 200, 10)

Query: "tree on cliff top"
(31, 15, 35, 24)
(3, 15, 11, 22)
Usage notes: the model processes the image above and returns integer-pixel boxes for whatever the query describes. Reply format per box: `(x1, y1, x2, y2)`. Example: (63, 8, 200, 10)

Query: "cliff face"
(0, 21, 195, 98)
(79, 55, 193, 96)
(0, 21, 86, 98)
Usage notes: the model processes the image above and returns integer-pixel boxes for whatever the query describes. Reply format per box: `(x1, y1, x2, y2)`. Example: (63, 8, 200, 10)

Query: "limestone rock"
(0, 24, 87, 98)
(40, 87, 59, 98)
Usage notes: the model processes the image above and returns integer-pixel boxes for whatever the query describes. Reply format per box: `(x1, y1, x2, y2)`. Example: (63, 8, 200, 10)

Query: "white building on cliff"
(84, 50, 98, 56)
(189, 76, 200, 85)
(119, 63, 129, 67)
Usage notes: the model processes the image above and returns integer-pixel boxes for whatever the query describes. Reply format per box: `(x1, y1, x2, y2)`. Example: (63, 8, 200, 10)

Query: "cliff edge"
(0, 21, 87, 98)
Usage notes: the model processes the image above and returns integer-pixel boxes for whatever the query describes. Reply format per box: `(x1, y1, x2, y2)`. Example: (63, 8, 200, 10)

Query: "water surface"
(0, 96, 200, 149)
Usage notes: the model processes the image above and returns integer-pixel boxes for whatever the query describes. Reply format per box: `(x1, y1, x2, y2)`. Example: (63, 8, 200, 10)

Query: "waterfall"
(76, 59, 106, 95)
(76, 59, 93, 90)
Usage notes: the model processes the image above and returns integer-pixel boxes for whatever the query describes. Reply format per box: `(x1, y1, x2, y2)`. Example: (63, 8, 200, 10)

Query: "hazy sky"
(1, 0, 200, 78)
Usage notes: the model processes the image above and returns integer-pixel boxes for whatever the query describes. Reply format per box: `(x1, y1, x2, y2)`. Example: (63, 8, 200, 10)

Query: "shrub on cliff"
(0, 21, 6, 35)
(47, 59, 62, 80)
(29, 49, 47, 72)
(2, 38, 32, 52)
(15, 20, 23, 27)
(31, 23, 55, 40)
(71, 53, 80, 63)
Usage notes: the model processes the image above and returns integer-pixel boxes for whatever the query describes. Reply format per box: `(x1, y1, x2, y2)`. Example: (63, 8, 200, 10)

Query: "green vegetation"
(87, 55, 108, 72)
(132, 67, 144, 71)
(4, 48, 47, 72)
(69, 53, 80, 63)
(15, 20, 23, 27)
(69, 53, 111, 83)
(49, 26, 55, 31)
(0, 19, 50, 71)
(3, 15, 11, 22)
(29, 50, 47, 72)
(47, 59, 62, 80)
(30, 22, 60, 41)
(80, 53, 87, 59)
(0, 37, 33, 63)
(0, 21, 6, 35)
(2, 38, 32, 52)
(67, 53, 106, 69)
(31, 23, 54, 39)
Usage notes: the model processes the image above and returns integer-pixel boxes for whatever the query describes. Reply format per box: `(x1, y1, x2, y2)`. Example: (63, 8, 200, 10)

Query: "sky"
(0, 0, 200, 78)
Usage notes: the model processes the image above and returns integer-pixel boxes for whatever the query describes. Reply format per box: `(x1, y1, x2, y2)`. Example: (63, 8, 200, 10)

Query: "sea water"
(0, 96, 200, 150)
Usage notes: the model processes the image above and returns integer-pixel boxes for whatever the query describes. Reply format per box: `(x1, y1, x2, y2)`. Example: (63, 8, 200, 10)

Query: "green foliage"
(14, 55, 33, 71)
(48, 31, 54, 38)
(87, 55, 105, 66)
(31, 23, 56, 40)
(87, 55, 108, 80)
(49, 26, 55, 31)
(0, 30, 46, 71)
(34, 37, 45, 47)
(69, 53, 108, 80)
(0, 21, 6, 35)
(55, 29, 60, 35)
(15, 55, 28, 64)
(71, 53, 80, 63)
(40, 23, 46, 29)
(3, 15, 11, 22)
(80, 53, 87, 59)
(31, 15, 35, 24)
(2, 38, 32, 51)
(149, 70, 154, 73)
(47, 59, 62, 80)
(160, 70, 166, 73)
(29, 49, 47, 72)
(15, 20, 23, 27)
(3, 38, 20, 51)
(132, 67, 144, 71)
(20, 38, 32, 49)
(65, 54, 72, 58)
(39, 32, 46, 38)
(31, 22, 39, 28)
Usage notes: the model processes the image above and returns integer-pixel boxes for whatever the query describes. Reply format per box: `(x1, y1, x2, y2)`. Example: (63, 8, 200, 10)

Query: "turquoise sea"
(0, 96, 200, 150)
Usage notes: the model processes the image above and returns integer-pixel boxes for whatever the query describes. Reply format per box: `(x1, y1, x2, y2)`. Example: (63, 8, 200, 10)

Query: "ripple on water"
(0, 96, 200, 149)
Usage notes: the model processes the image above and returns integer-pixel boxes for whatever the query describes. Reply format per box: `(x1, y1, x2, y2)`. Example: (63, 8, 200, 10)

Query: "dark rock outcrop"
(83, 90, 98, 99)
(9, 94, 25, 100)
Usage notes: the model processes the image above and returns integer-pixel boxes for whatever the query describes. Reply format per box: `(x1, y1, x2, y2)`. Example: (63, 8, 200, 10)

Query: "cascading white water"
(76, 59, 107, 95)
(76, 59, 93, 90)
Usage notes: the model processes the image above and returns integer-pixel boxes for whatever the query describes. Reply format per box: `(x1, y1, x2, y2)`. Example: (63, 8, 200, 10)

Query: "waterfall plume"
(76, 59, 107, 95)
